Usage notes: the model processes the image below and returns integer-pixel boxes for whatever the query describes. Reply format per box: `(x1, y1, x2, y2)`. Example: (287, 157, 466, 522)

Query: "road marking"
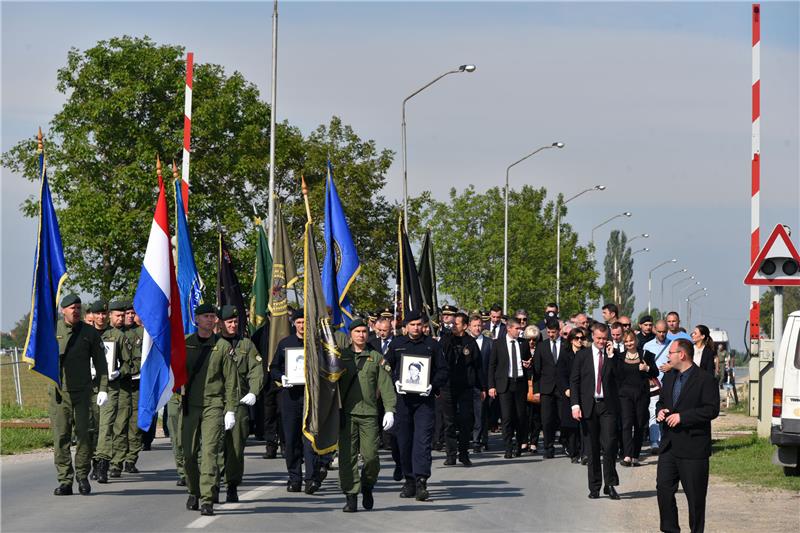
(185, 481, 283, 528)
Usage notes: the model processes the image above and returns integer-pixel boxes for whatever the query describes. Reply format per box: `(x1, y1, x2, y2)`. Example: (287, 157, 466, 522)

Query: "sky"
(2, 1, 799, 349)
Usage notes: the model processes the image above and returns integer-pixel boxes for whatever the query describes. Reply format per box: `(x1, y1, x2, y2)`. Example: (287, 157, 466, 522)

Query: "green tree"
(759, 287, 800, 334)
(412, 185, 599, 317)
(636, 308, 664, 324)
(602, 230, 634, 316)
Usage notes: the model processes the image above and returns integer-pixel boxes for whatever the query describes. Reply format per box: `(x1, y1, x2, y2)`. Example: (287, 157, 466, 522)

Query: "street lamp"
(503, 142, 565, 313)
(591, 211, 633, 249)
(631, 247, 649, 256)
(628, 233, 650, 245)
(669, 275, 694, 311)
(686, 291, 709, 325)
(660, 268, 688, 310)
(648, 258, 677, 315)
(402, 64, 476, 229)
(556, 184, 605, 306)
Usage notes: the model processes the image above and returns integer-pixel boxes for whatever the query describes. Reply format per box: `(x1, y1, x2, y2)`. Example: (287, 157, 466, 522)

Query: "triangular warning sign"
(744, 224, 800, 286)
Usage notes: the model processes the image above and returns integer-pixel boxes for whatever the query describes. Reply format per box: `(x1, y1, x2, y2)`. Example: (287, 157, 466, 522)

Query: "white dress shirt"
(592, 344, 604, 399)
(506, 335, 523, 378)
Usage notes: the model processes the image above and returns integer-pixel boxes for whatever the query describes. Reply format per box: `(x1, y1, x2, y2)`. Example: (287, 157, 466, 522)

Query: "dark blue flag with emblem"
(22, 132, 68, 386)
(217, 232, 248, 337)
(322, 161, 360, 331)
(174, 180, 204, 335)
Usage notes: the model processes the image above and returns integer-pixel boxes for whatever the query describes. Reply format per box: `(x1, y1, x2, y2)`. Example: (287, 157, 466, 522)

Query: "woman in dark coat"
(618, 330, 657, 466)
(691, 324, 718, 377)
(558, 327, 585, 463)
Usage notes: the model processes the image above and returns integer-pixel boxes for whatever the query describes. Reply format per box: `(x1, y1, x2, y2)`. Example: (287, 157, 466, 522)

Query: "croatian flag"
(135, 172, 187, 431)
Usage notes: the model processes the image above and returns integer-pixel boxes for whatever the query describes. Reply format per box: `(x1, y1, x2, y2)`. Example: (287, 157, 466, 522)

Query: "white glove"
(394, 380, 406, 395)
(240, 392, 257, 406)
(420, 384, 433, 397)
(224, 411, 236, 431)
(109, 370, 120, 381)
(382, 412, 395, 431)
(281, 375, 293, 388)
(96, 391, 108, 406)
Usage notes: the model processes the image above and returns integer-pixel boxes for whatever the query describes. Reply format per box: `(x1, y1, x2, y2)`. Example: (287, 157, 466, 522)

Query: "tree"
(759, 287, 800, 335)
(636, 308, 663, 324)
(602, 230, 634, 316)
(412, 184, 599, 318)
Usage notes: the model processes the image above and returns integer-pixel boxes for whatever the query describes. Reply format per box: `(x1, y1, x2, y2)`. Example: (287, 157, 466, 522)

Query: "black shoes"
(544, 450, 556, 459)
(581, 456, 589, 465)
(504, 450, 513, 459)
(262, 445, 277, 459)
(54, 484, 73, 496)
(399, 478, 416, 498)
(588, 491, 600, 499)
(176, 477, 187, 487)
(123, 461, 139, 473)
(571, 456, 580, 464)
(392, 466, 403, 481)
(304, 480, 320, 495)
(513, 447, 522, 458)
(211, 485, 220, 504)
(604, 486, 620, 500)
(186, 495, 199, 510)
(458, 453, 472, 467)
(342, 494, 358, 513)
(443, 456, 456, 466)
(90, 459, 99, 480)
(432, 442, 444, 452)
(472, 445, 482, 454)
(77, 478, 91, 495)
(361, 486, 374, 510)
(200, 504, 214, 516)
(287, 480, 302, 492)
(319, 465, 328, 482)
(108, 464, 121, 478)
(226, 484, 239, 503)
(414, 477, 429, 502)
(97, 459, 109, 484)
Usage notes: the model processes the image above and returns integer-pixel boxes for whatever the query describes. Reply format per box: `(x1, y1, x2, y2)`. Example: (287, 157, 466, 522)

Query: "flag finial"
(156, 155, 163, 178)
(37, 127, 43, 153)
(172, 159, 179, 181)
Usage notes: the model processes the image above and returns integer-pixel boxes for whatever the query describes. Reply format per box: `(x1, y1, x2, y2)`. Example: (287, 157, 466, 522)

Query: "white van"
(771, 310, 800, 476)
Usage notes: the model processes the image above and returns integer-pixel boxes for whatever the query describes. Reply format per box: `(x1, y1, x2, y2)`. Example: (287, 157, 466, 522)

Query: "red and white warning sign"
(744, 224, 800, 286)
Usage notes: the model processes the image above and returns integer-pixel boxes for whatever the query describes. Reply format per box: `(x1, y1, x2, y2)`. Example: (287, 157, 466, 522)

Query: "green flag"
(249, 218, 272, 330)
(302, 220, 343, 454)
(266, 202, 298, 366)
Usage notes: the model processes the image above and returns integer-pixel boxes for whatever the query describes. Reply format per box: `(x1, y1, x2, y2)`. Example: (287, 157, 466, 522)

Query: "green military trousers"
(49, 387, 93, 484)
(182, 404, 223, 505)
(95, 380, 120, 461)
(90, 387, 99, 451)
(112, 380, 142, 465)
(338, 414, 380, 495)
(218, 404, 249, 487)
(167, 394, 184, 479)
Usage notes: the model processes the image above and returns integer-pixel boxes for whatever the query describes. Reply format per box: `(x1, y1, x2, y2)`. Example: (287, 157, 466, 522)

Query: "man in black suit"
(468, 314, 493, 453)
(570, 323, 622, 499)
(369, 317, 394, 356)
(488, 317, 531, 458)
(533, 318, 562, 458)
(488, 304, 506, 340)
(656, 338, 720, 533)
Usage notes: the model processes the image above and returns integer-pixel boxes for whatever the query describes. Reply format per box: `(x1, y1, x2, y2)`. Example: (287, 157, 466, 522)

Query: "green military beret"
(108, 300, 127, 312)
(60, 293, 81, 308)
(194, 302, 217, 316)
(89, 299, 108, 313)
(219, 304, 238, 320)
(349, 318, 367, 330)
(124, 300, 134, 311)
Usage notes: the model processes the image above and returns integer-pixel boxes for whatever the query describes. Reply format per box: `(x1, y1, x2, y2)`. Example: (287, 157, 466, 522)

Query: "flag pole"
(301, 175, 312, 223)
(181, 52, 193, 215)
(267, 0, 279, 255)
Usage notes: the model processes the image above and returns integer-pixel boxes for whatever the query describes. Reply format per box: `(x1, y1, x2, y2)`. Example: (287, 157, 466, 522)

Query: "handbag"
(526, 378, 540, 404)
(649, 376, 662, 397)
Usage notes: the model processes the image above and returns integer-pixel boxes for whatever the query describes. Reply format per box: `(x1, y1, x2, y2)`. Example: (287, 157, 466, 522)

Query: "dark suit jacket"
(698, 345, 716, 376)
(488, 321, 507, 341)
(557, 345, 579, 394)
(369, 335, 393, 356)
(533, 337, 564, 394)
(488, 335, 531, 393)
(472, 334, 493, 389)
(656, 365, 720, 459)
(569, 346, 622, 417)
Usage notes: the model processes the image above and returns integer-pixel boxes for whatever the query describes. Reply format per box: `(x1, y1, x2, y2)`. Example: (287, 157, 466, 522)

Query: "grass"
(723, 401, 748, 415)
(0, 403, 48, 420)
(0, 427, 53, 455)
(711, 434, 800, 491)
(0, 357, 52, 410)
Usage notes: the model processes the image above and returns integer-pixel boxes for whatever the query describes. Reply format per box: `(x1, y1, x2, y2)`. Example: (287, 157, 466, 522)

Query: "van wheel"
(783, 465, 800, 477)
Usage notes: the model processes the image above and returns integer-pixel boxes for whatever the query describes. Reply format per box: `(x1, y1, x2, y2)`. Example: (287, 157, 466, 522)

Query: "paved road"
(1, 435, 643, 532)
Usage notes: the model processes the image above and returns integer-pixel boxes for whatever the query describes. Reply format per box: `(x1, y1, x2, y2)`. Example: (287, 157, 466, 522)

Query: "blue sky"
(2, 1, 799, 348)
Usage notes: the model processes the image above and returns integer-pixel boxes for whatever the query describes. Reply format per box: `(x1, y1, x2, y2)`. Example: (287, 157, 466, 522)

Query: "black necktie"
(492, 324, 498, 338)
(674, 372, 686, 404)
(511, 340, 519, 379)
(552, 340, 558, 364)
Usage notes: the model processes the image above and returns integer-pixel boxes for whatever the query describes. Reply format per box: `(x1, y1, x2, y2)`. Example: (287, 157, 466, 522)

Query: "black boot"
(443, 456, 456, 466)
(226, 483, 239, 503)
(211, 485, 220, 504)
(90, 459, 98, 480)
(53, 483, 73, 496)
(361, 485, 374, 510)
(342, 494, 358, 513)
(200, 503, 214, 516)
(399, 477, 416, 498)
(123, 461, 139, 474)
(304, 479, 320, 495)
(108, 463, 121, 478)
(262, 444, 277, 459)
(392, 465, 403, 481)
(458, 452, 473, 466)
(176, 477, 187, 487)
(318, 464, 329, 482)
(186, 495, 199, 511)
(415, 477, 429, 501)
(77, 478, 91, 495)
(97, 459, 109, 484)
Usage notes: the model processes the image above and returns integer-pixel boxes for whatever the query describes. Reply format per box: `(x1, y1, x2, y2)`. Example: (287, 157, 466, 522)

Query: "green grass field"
(0, 357, 51, 410)
(711, 434, 800, 491)
(0, 427, 53, 455)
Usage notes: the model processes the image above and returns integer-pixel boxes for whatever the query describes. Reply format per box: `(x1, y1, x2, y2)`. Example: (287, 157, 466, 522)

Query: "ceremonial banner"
(266, 201, 298, 366)
(174, 181, 204, 335)
(418, 229, 439, 329)
(217, 232, 247, 337)
(249, 219, 272, 330)
(397, 213, 424, 322)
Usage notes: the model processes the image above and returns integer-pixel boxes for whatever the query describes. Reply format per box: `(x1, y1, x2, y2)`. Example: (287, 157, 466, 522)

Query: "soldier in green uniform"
(111, 301, 143, 474)
(168, 389, 186, 486)
(90, 299, 124, 482)
(51, 294, 109, 495)
(338, 319, 397, 512)
(182, 303, 239, 516)
(216, 305, 264, 503)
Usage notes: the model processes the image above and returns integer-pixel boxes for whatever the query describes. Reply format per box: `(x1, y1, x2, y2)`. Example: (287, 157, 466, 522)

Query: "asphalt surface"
(1, 434, 634, 533)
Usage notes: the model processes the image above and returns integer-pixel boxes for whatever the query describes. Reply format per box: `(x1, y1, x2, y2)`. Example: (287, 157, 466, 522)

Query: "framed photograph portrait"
(285, 347, 305, 385)
(399, 354, 431, 394)
(102, 341, 117, 377)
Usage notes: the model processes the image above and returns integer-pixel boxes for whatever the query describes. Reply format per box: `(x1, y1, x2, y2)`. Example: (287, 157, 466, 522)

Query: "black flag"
(397, 214, 423, 322)
(217, 232, 247, 337)
(417, 229, 439, 328)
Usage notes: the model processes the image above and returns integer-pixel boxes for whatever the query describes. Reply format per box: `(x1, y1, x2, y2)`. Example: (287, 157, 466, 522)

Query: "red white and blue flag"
(135, 172, 187, 430)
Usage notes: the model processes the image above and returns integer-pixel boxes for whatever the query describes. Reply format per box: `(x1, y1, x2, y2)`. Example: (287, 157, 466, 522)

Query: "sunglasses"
(573, 335, 585, 340)
(516, 317, 528, 322)
(620, 323, 631, 327)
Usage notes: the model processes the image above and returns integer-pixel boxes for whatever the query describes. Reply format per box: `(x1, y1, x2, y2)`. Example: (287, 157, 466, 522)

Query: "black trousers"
(540, 392, 560, 452)
(263, 381, 283, 450)
(279, 389, 317, 482)
(620, 392, 649, 459)
(395, 397, 435, 479)
(527, 402, 542, 447)
(433, 395, 446, 446)
(442, 386, 474, 457)
(657, 448, 709, 533)
(498, 379, 528, 450)
(586, 399, 619, 492)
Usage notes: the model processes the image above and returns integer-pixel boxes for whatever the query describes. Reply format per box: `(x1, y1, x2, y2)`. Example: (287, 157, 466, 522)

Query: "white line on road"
(185, 481, 283, 528)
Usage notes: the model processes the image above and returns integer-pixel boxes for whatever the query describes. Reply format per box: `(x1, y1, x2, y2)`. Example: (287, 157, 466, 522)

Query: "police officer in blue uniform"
(384, 310, 448, 501)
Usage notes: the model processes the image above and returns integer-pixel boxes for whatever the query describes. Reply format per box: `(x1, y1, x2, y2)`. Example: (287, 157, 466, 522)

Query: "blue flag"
(174, 181, 204, 335)
(22, 149, 68, 386)
(322, 161, 360, 331)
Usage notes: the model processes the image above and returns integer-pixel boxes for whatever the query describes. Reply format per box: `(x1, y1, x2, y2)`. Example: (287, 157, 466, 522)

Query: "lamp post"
(628, 233, 650, 246)
(590, 211, 632, 252)
(503, 142, 565, 313)
(631, 247, 649, 256)
(648, 258, 677, 315)
(670, 275, 695, 310)
(402, 64, 476, 229)
(686, 291, 709, 325)
(676, 280, 701, 315)
(556, 184, 605, 307)
(660, 268, 688, 311)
